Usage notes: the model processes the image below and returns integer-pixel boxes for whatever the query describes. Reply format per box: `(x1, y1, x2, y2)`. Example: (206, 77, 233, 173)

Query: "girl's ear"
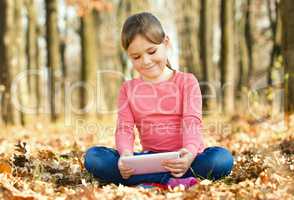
(163, 35, 172, 48)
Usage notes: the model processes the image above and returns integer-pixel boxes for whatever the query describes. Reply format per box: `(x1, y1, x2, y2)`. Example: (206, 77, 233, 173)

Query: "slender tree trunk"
(26, 0, 39, 117)
(176, 0, 201, 77)
(26, 0, 38, 95)
(93, 11, 113, 117)
(281, 0, 294, 115)
(200, 0, 214, 110)
(80, 10, 97, 115)
(60, 20, 67, 81)
(0, 0, 14, 125)
(244, 0, 254, 86)
(35, 25, 41, 116)
(267, 0, 282, 85)
(14, 0, 25, 125)
(60, 8, 68, 119)
(220, 0, 235, 114)
(237, 0, 250, 91)
(241, 1, 251, 88)
(45, 0, 60, 122)
(116, 0, 131, 77)
(237, 32, 249, 91)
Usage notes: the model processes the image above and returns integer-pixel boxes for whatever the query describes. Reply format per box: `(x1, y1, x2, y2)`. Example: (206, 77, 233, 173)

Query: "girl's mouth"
(145, 65, 155, 70)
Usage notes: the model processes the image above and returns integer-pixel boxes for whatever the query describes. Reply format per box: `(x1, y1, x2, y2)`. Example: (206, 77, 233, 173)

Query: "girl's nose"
(142, 55, 152, 66)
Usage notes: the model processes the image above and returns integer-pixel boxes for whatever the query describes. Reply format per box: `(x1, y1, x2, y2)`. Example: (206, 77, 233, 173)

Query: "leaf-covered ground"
(0, 114, 293, 200)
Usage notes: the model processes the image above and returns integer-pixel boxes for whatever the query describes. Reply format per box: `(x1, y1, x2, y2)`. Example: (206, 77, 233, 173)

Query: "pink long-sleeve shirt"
(115, 71, 205, 157)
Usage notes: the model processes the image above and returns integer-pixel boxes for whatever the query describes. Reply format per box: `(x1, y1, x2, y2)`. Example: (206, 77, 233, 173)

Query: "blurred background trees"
(281, 0, 294, 118)
(0, 0, 293, 126)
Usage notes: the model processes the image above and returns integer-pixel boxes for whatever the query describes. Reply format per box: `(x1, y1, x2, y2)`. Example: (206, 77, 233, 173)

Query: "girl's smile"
(145, 65, 155, 70)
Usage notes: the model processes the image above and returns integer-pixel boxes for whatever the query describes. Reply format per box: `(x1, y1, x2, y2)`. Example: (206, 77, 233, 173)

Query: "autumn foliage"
(0, 114, 293, 199)
(66, 0, 112, 16)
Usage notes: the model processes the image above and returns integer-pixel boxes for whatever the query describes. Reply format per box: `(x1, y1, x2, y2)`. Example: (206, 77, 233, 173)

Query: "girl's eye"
(148, 49, 156, 54)
(133, 56, 140, 60)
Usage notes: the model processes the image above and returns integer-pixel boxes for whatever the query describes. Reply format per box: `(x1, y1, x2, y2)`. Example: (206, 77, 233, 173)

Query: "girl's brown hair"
(121, 12, 173, 69)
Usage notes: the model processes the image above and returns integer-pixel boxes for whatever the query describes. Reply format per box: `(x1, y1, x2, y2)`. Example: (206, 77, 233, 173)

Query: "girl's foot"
(166, 177, 198, 189)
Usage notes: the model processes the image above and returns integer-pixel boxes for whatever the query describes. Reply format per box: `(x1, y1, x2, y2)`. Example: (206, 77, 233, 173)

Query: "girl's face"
(127, 34, 170, 81)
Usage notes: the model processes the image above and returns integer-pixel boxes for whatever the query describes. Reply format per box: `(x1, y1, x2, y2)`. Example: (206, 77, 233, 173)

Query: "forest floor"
(0, 113, 294, 200)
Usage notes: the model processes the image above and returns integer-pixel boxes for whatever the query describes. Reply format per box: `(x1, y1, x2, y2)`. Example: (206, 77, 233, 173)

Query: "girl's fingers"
(119, 160, 127, 167)
(172, 172, 184, 177)
(120, 165, 131, 170)
(119, 160, 134, 179)
(163, 159, 186, 166)
(171, 169, 188, 177)
(120, 168, 134, 175)
(122, 170, 134, 179)
(122, 174, 130, 179)
(123, 175, 132, 179)
(164, 165, 185, 173)
(121, 168, 135, 173)
(121, 172, 132, 179)
(164, 158, 182, 163)
(163, 163, 184, 168)
(121, 168, 134, 173)
(163, 162, 186, 170)
(119, 161, 133, 171)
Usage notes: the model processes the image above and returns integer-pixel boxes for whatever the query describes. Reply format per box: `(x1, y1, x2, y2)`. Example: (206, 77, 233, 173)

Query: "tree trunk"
(267, 0, 282, 85)
(281, 0, 294, 115)
(244, 0, 255, 86)
(45, 0, 60, 122)
(80, 10, 97, 115)
(176, 0, 201, 77)
(116, 0, 131, 77)
(26, 0, 38, 95)
(200, 0, 214, 110)
(237, 0, 250, 92)
(0, 0, 14, 125)
(14, 0, 26, 125)
(35, 25, 41, 116)
(220, 0, 235, 114)
(60, 7, 68, 119)
(26, 0, 39, 117)
(93, 11, 114, 116)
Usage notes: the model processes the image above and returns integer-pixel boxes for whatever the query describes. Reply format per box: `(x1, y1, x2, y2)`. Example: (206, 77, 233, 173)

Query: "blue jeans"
(84, 146, 234, 186)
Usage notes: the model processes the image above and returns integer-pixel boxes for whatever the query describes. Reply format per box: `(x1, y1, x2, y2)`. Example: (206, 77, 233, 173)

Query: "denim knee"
(207, 146, 234, 179)
(84, 146, 107, 174)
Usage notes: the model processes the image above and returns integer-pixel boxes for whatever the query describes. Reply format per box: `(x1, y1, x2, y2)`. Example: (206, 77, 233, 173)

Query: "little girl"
(84, 12, 234, 188)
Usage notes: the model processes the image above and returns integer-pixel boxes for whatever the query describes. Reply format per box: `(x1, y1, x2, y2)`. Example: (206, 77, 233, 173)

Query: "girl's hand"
(161, 148, 195, 177)
(118, 151, 135, 179)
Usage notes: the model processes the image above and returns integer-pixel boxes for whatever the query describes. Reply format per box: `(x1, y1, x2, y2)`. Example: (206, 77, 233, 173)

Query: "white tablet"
(120, 151, 180, 175)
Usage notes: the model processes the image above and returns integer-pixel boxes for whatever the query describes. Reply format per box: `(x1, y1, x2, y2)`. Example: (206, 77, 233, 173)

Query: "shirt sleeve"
(115, 83, 135, 155)
(181, 74, 205, 157)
